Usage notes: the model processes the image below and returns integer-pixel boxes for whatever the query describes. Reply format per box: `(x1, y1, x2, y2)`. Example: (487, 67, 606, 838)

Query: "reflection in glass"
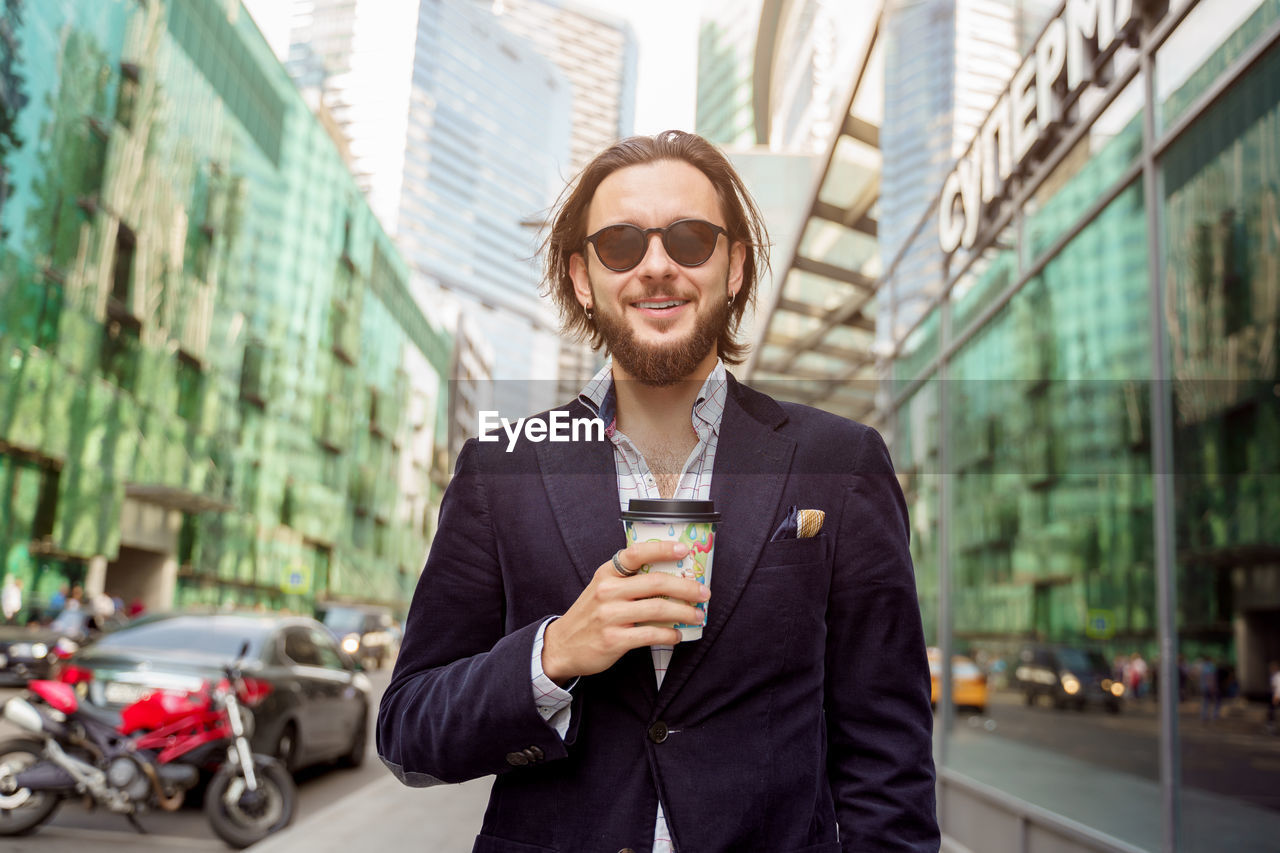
(942, 183, 1159, 851)
(1163, 35, 1280, 851)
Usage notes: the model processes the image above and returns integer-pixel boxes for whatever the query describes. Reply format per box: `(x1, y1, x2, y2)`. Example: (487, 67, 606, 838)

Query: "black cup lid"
(621, 498, 721, 523)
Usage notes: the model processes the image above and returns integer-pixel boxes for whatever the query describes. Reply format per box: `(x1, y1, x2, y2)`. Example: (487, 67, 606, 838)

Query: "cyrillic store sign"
(937, 0, 1168, 254)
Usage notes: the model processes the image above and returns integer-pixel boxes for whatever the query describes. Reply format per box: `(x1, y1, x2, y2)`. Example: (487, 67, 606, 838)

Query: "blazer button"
(505, 751, 529, 767)
(648, 721, 669, 744)
(526, 745, 544, 761)
(618, 849, 636, 853)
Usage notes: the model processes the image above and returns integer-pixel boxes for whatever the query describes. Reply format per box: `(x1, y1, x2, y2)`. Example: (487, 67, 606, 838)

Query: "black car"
(320, 604, 398, 670)
(64, 612, 371, 774)
(0, 609, 124, 685)
(1013, 644, 1124, 712)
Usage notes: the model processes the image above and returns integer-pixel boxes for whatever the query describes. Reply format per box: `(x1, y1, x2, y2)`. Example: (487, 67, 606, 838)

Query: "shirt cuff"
(531, 616, 575, 739)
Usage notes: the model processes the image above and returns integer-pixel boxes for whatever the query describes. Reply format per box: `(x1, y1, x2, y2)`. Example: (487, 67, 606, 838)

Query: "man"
(378, 131, 938, 852)
(1267, 660, 1279, 735)
(1, 575, 21, 624)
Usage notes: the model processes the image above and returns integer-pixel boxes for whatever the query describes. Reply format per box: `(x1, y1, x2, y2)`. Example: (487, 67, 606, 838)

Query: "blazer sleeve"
(376, 439, 572, 786)
(824, 426, 940, 850)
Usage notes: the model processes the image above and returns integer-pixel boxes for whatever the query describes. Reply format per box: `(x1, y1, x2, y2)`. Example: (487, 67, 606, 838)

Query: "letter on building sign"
(1010, 58, 1040, 168)
(938, 152, 983, 253)
(1035, 18, 1067, 132)
(938, 171, 966, 255)
(979, 96, 1012, 204)
(1066, 0, 1134, 91)
(958, 153, 982, 250)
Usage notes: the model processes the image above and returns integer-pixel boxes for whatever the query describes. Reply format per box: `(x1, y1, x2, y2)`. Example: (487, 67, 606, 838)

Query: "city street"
(0, 668, 488, 851)
(946, 689, 1280, 813)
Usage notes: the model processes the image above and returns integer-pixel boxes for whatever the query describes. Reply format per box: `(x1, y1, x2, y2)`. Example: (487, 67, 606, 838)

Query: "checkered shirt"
(530, 359, 728, 853)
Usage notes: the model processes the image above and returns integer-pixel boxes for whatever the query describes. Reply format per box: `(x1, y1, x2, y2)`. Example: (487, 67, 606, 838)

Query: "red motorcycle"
(0, 643, 295, 848)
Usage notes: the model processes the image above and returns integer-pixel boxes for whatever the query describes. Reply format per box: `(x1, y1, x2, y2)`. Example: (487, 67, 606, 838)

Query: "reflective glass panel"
(942, 182, 1159, 852)
(1163, 33, 1280, 851)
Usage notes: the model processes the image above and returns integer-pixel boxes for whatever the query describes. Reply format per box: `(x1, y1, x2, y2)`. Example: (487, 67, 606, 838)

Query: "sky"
(241, 0, 702, 136)
(582, 0, 701, 135)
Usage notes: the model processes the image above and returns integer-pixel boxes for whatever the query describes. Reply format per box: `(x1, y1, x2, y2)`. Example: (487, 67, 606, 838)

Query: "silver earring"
(727, 292, 735, 309)
(584, 305, 594, 321)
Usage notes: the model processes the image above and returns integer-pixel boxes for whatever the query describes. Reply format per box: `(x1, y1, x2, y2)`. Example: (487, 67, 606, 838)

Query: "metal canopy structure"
(744, 4, 886, 424)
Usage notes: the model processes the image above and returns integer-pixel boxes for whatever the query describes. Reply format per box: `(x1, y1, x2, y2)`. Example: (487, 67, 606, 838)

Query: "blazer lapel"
(534, 400, 658, 708)
(655, 379, 794, 713)
(534, 400, 624, 588)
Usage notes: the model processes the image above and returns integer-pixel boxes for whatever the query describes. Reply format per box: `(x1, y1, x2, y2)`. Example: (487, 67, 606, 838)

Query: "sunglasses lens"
(665, 220, 719, 265)
(594, 225, 645, 270)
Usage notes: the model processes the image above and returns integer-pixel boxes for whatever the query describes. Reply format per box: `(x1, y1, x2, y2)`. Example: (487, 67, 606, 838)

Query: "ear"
(727, 241, 746, 302)
(569, 251, 594, 310)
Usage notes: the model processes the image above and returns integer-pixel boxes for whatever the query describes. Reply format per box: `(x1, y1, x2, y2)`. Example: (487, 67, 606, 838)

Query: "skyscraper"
(878, 0, 1056, 339)
(696, 0, 766, 147)
(484, 0, 637, 174)
(253, 0, 575, 422)
(696, 0, 870, 155)
(481, 0, 639, 400)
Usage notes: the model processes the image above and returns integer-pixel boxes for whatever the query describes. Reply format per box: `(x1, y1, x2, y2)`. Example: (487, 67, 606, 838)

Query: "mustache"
(620, 286, 697, 303)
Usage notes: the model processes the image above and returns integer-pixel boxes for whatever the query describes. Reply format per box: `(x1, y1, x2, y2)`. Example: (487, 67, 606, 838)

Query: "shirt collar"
(578, 359, 729, 435)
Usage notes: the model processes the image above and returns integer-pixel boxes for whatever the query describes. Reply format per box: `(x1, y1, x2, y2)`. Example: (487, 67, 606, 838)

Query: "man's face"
(569, 159, 745, 386)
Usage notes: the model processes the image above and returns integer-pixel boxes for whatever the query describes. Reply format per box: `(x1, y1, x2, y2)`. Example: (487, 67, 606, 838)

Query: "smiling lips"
(633, 298, 689, 317)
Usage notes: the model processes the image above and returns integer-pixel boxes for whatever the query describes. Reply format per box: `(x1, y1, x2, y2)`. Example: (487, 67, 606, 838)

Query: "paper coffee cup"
(621, 499, 721, 641)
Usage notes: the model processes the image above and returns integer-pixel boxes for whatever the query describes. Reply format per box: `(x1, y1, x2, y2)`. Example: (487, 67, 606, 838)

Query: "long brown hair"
(541, 130, 770, 365)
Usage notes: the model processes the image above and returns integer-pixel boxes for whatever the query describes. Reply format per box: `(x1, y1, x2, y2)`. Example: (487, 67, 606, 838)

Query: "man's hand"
(541, 541, 709, 685)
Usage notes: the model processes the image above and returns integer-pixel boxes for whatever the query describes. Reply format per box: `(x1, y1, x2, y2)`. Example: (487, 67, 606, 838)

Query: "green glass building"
(880, 0, 1280, 850)
(0, 0, 452, 620)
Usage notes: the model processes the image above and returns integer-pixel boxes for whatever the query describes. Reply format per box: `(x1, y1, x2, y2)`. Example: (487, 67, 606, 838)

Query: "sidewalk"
(251, 773, 492, 852)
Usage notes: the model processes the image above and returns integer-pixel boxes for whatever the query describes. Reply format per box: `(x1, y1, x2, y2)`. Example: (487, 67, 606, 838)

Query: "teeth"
(636, 300, 683, 309)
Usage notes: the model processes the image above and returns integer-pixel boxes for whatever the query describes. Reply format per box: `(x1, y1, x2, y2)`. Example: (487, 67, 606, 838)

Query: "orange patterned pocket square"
(796, 509, 825, 539)
(770, 506, 826, 541)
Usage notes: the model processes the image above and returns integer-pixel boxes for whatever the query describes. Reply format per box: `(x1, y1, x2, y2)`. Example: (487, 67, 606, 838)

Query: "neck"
(611, 352, 718, 436)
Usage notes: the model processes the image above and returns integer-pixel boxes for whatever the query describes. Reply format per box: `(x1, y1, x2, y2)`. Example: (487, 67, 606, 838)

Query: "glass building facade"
(882, 1, 1280, 850)
(0, 0, 452, 621)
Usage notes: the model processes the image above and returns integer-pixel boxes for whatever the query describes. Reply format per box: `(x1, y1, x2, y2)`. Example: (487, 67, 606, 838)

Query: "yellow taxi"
(927, 647, 988, 714)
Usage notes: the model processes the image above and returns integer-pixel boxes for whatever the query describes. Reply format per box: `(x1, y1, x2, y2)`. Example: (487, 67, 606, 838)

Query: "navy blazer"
(378, 375, 939, 853)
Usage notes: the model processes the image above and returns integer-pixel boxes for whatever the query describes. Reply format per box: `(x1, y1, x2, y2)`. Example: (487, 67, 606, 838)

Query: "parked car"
(1013, 644, 1123, 712)
(320, 604, 398, 670)
(58, 612, 372, 774)
(927, 648, 988, 714)
(0, 609, 125, 685)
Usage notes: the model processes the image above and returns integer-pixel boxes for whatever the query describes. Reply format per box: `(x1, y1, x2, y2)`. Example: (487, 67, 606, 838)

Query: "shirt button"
(505, 751, 529, 766)
(648, 721, 669, 744)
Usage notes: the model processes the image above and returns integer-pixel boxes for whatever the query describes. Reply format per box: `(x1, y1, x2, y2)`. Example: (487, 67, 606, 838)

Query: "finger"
(622, 596, 705, 626)
(600, 570, 708, 604)
(616, 624, 684, 647)
(621, 540, 691, 567)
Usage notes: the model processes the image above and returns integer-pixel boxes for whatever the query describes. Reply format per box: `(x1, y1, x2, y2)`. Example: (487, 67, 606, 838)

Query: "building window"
(116, 62, 139, 130)
(239, 341, 267, 409)
(32, 465, 59, 541)
(100, 317, 140, 392)
(176, 351, 204, 424)
(111, 224, 136, 309)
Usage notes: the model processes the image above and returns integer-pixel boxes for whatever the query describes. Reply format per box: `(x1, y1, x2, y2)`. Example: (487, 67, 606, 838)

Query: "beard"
(592, 282, 730, 387)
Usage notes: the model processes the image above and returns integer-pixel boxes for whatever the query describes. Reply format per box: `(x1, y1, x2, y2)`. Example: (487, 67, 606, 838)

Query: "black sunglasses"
(584, 219, 727, 272)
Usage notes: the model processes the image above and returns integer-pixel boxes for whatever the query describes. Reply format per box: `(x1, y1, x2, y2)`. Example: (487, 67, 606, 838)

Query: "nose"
(635, 232, 676, 278)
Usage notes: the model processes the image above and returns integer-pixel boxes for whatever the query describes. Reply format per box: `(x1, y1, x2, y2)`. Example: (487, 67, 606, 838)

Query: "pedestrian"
(378, 131, 939, 852)
(1267, 661, 1279, 735)
(49, 584, 67, 614)
(1199, 655, 1219, 722)
(65, 584, 83, 611)
(1129, 651, 1148, 701)
(1, 575, 21, 624)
